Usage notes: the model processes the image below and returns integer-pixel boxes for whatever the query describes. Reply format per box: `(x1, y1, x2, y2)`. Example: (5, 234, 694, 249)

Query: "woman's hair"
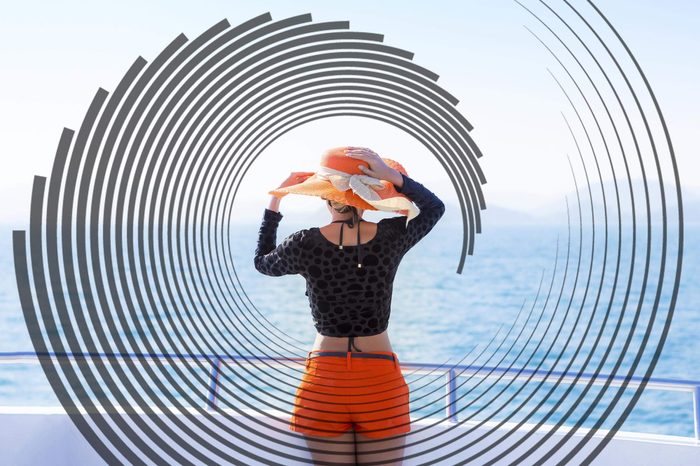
(327, 199, 354, 214)
(327, 199, 361, 223)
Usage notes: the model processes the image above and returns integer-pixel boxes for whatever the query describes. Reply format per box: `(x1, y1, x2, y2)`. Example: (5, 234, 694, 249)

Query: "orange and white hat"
(268, 146, 420, 226)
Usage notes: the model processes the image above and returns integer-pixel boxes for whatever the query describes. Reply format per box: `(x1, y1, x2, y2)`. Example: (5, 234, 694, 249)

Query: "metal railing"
(1, 351, 698, 441)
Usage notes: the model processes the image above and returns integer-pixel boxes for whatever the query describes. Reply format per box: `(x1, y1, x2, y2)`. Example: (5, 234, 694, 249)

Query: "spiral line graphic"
(11, 3, 683, 464)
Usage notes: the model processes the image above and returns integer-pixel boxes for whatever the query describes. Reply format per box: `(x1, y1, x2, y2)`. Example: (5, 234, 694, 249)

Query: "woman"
(254, 146, 445, 465)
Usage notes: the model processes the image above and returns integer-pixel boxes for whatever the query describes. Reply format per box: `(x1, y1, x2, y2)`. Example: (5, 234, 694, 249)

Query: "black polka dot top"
(254, 172, 446, 337)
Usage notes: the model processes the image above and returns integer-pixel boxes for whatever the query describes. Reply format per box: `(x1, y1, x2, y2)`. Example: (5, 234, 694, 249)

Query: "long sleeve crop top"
(254, 172, 445, 337)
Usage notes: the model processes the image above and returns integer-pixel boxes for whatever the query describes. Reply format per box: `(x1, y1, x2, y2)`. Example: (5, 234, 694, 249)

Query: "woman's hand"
(273, 171, 316, 198)
(343, 147, 403, 187)
(278, 171, 315, 190)
(268, 171, 314, 212)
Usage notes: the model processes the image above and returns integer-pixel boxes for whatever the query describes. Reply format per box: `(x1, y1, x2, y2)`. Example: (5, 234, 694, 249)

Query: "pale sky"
(1, 0, 697, 226)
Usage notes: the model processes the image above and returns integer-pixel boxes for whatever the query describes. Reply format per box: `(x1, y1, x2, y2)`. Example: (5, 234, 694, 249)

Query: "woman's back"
(254, 172, 446, 338)
(317, 220, 378, 246)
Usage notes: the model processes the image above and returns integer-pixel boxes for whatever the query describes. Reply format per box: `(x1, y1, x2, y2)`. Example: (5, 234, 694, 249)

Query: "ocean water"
(0, 220, 698, 438)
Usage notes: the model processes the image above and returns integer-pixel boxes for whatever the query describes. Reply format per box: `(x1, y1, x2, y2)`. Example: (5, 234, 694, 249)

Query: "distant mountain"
(471, 179, 699, 227)
(540, 178, 699, 226)
(441, 202, 545, 226)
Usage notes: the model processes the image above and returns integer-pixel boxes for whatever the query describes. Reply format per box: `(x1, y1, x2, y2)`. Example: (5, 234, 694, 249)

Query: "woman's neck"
(331, 212, 362, 222)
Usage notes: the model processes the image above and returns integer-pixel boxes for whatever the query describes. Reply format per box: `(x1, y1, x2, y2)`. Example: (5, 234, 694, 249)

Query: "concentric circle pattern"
(11, 4, 683, 466)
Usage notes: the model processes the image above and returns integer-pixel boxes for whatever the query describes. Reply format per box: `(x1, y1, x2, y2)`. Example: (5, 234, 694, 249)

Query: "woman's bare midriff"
(312, 329, 393, 352)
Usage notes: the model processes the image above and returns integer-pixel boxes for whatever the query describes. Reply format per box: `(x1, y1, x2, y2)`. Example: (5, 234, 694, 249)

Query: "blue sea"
(0, 220, 698, 438)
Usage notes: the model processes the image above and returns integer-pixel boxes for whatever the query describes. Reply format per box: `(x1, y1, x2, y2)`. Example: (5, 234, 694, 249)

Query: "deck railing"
(1, 351, 698, 441)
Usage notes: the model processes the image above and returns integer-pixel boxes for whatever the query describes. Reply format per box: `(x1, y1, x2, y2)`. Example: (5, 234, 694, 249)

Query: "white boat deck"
(0, 406, 698, 465)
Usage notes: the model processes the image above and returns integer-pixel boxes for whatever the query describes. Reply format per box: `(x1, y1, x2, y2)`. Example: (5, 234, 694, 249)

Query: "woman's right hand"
(277, 171, 315, 189)
(270, 171, 315, 199)
(343, 147, 403, 186)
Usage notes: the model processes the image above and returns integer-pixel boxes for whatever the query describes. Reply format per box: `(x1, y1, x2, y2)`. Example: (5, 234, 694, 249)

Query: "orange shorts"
(290, 350, 411, 438)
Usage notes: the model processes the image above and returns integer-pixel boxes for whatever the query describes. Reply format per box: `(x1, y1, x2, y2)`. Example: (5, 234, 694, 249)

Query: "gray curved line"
(491, 7, 631, 461)
(15, 175, 131, 464)
(563, 1, 683, 462)
(45, 31, 206, 463)
(431, 235, 575, 463)
(506, 1, 679, 463)
(74, 13, 276, 462)
(480, 154, 588, 464)
(515, 3, 679, 464)
(456, 196, 581, 464)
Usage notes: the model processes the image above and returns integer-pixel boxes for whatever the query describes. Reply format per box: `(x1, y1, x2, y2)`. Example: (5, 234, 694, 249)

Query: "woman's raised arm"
(253, 208, 306, 276)
(381, 172, 446, 255)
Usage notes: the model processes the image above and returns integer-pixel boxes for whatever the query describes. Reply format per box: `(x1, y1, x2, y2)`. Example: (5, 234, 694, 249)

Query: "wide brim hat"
(268, 146, 420, 223)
